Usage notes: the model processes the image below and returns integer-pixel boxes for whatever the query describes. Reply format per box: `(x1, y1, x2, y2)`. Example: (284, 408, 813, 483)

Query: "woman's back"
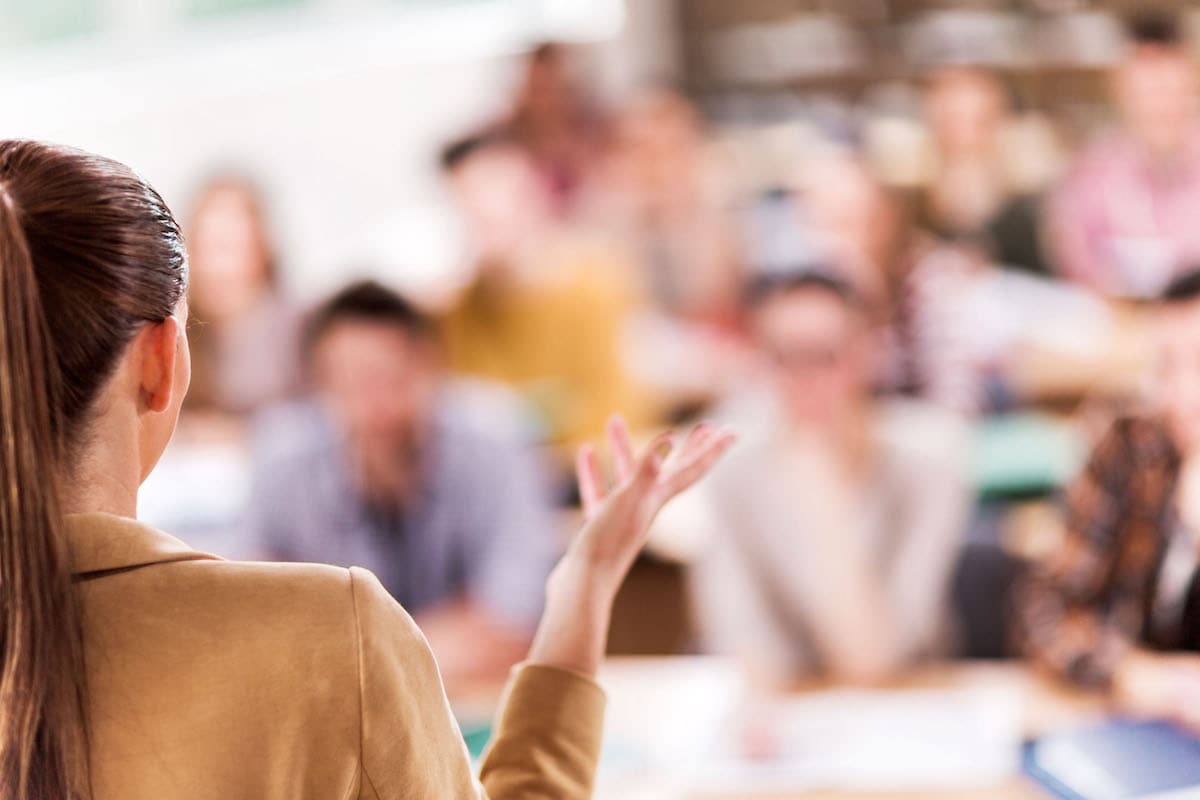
(71, 512, 606, 799)
(75, 513, 370, 798)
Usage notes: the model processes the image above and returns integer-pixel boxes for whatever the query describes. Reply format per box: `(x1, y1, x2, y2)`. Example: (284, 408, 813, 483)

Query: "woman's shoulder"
(171, 558, 422, 646)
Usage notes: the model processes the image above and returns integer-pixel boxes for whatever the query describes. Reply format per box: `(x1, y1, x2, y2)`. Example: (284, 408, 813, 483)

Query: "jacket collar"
(65, 512, 222, 577)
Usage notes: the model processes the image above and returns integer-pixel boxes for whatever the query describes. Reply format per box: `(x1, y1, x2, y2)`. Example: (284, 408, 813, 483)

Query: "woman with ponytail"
(0, 140, 735, 799)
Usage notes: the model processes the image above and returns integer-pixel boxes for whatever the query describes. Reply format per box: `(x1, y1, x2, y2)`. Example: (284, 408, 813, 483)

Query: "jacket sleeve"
(349, 567, 605, 799)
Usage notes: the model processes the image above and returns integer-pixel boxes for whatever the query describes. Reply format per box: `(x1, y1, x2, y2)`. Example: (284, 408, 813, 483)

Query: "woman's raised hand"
(528, 416, 736, 676)
(573, 416, 737, 593)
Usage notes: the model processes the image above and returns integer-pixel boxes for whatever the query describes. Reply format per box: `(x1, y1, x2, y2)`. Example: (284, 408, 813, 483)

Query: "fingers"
(660, 427, 737, 499)
(676, 422, 717, 458)
(607, 415, 637, 484)
(631, 430, 676, 489)
(587, 417, 735, 512)
(576, 443, 605, 516)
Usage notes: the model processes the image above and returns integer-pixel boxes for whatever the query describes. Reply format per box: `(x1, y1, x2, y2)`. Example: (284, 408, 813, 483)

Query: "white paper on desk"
(594, 658, 744, 800)
(695, 685, 1023, 793)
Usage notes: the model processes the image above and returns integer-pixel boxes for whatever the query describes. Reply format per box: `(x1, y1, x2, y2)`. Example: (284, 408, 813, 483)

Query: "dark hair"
(438, 130, 517, 174)
(0, 140, 187, 798)
(1162, 269, 1200, 304)
(744, 269, 865, 313)
(302, 280, 432, 361)
(1126, 9, 1182, 48)
(530, 41, 564, 65)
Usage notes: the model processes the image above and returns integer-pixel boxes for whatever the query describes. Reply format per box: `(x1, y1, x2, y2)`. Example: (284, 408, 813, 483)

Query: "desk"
(692, 664, 1100, 799)
(584, 659, 1102, 800)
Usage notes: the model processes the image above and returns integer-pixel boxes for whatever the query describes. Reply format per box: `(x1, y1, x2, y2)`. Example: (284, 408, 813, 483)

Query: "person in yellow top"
(0, 139, 734, 799)
(439, 132, 657, 460)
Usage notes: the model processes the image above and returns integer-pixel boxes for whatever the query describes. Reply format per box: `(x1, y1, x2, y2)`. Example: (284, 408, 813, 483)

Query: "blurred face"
(1159, 300, 1200, 451)
(187, 184, 273, 319)
(754, 288, 872, 426)
(448, 148, 552, 264)
(310, 320, 437, 451)
(926, 68, 1006, 156)
(1114, 46, 1198, 156)
(611, 90, 703, 196)
(802, 158, 897, 293)
(520, 48, 575, 120)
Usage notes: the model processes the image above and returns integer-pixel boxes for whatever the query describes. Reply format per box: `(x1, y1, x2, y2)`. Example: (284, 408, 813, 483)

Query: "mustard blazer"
(67, 513, 605, 799)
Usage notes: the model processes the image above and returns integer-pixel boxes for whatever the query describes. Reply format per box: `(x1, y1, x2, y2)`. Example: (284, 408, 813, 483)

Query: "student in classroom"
(1048, 10, 1200, 298)
(0, 139, 735, 799)
(183, 172, 302, 415)
(689, 269, 971, 688)
(1018, 270, 1200, 730)
(247, 280, 560, 689)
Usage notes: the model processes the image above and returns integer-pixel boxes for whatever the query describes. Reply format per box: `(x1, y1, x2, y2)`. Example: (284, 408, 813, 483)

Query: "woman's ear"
(138, 316, 180, 414)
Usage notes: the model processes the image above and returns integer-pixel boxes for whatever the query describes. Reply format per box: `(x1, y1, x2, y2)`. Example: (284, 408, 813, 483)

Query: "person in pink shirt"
(1049, 11, 1200, 297)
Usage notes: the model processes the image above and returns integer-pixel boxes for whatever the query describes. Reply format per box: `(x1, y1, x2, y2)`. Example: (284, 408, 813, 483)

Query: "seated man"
(688, 271, 971, 687)
(1019, 271, 1200, 726)
(246, 281, 559, 688)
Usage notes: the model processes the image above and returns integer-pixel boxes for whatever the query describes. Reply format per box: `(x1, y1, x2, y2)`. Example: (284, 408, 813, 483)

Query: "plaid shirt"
(1017, 415, 1183, 687)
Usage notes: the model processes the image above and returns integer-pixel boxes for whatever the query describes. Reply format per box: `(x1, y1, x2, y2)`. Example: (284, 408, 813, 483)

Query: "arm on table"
(1015, 419, 1145, 688)
(887, 428, 973, 664)
(689, 494, 805, 689)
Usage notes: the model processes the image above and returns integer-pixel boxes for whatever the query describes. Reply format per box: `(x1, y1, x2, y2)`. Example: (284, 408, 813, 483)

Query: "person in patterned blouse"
(1018, 269, 1200, 726)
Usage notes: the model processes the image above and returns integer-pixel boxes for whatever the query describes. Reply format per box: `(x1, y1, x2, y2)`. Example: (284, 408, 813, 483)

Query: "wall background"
(0, 0, 679, 302)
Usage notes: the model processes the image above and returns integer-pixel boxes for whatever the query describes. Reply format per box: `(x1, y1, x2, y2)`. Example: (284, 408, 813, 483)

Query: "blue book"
(1024, 720, 1200, 799)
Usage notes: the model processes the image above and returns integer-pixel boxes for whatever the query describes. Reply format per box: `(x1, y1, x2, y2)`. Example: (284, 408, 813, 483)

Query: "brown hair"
(182, 172, 276, 412)
(0, 140, 187, 798)
(185, 171, 278, 304)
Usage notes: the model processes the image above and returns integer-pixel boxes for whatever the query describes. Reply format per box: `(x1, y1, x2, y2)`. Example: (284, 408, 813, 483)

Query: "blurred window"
(0, 0, 100, 48)
(184, 0, 310, 18)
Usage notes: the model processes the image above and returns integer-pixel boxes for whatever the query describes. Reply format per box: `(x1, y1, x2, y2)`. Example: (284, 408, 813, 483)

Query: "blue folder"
(1024, 720, 1200, 799)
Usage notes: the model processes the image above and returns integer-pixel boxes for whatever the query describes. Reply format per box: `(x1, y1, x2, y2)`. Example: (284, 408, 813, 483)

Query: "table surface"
(452, 658, 1108, 800)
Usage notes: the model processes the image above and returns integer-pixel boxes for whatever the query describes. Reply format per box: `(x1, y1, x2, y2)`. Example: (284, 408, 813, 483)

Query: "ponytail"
(0, 189, 88, 798)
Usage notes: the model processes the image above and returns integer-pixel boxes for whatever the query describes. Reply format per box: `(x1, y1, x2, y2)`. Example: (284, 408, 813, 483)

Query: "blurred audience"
(1018, 271, 1200, 722)
(248, 281, 559, 687)
(184, 173, 301, 415)
(690, 271, 970, 687)
(146, 9, 1200, 699)
(438, 132, 655, 467)
(916, 65, 1051, 276)
(589, 87, 742, 324)
(583, 87, 749, 410)
(1049, 11, 1200, 297)
(496, 42, 608, 218)
(772, 164, 983, 413)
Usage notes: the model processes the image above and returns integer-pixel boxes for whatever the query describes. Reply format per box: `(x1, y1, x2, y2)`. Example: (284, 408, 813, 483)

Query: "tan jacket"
(67, 513, 605, 799)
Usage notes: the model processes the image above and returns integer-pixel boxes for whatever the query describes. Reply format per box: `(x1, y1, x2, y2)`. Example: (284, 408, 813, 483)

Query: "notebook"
(1024, 720, 1200, 800)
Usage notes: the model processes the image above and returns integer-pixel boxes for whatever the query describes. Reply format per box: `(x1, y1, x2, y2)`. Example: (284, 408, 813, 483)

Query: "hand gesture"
(529, 416, 736, 676)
